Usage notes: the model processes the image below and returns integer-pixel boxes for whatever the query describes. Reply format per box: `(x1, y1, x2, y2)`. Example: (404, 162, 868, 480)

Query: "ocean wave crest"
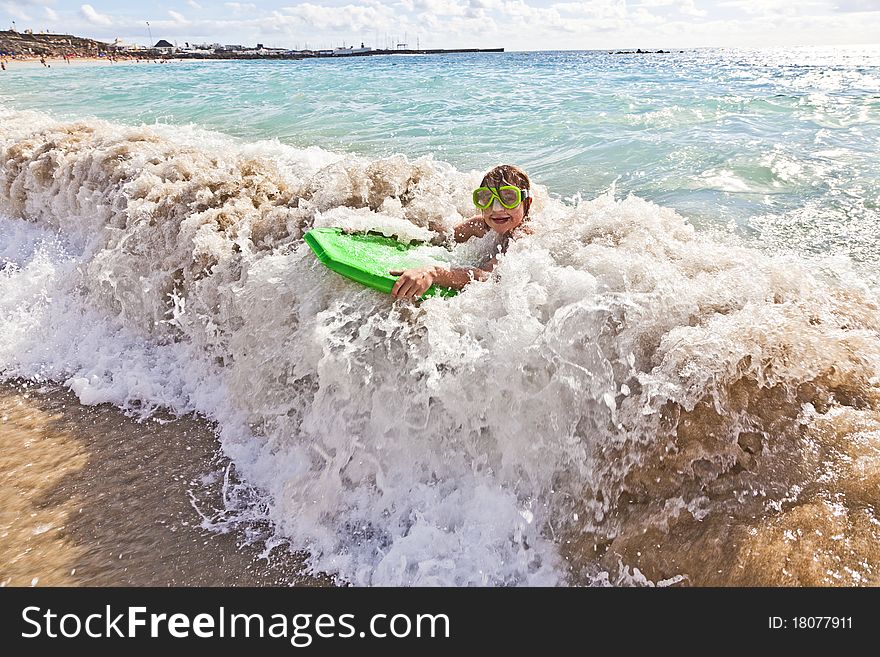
(2, 109, 879, 586)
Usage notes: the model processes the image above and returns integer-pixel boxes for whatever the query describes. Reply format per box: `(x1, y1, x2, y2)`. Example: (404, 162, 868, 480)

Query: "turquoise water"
(3, 46, 880, 263)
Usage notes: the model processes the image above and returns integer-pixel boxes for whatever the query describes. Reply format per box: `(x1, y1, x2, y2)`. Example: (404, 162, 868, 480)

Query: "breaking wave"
(2, 108, 879, 586)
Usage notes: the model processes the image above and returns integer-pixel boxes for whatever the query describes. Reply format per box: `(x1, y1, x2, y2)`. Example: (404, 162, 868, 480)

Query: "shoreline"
(0, 47, 504, 69)
(0, 380, 329, 587)
(0, 55, 170, 68)
(1, 55, 175, 68)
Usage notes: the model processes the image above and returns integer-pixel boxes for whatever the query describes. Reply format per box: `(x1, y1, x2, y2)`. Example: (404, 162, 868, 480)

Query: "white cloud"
(8, 0, 54, 9)
(168, 10, 189, 24)
(716, 0, 827, 16)
(80, 3, 113, 26)
(277, 3, 399, 32)
(2, 2, 33, 21)
(45, 7, 59, 21)
(414, 0, 466, 14)
(834, 0, 880, 10)
(552, 1, 629, 19)
(637, 0, 703, 8)
(15, 0, 874, 52)
(677, 0, 707, 17)
(557, 0, 705, 19)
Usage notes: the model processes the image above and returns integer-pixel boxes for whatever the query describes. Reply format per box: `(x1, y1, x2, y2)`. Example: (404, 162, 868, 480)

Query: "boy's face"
(481, 197, 527, 235)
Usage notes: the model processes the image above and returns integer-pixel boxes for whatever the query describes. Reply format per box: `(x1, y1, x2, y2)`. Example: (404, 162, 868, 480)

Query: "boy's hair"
(480, 164, 532, 216)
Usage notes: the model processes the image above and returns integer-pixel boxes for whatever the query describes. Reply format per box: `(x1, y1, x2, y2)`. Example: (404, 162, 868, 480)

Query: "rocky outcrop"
(0, 30, 112, 56)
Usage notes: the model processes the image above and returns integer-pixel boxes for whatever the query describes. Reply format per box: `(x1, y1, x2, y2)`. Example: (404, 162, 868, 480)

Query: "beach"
(1, 55, 172, 69)
(0, 381, 325, 587)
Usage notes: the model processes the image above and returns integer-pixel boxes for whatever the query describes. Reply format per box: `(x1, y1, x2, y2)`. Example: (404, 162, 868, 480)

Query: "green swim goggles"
(472, 185, 530, 210)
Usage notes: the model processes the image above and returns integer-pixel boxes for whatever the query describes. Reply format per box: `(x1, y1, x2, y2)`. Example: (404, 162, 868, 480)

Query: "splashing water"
(1, 107, 879, 586)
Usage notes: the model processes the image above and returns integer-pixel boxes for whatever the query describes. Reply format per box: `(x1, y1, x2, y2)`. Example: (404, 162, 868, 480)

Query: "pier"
(172, 47, 505, 61)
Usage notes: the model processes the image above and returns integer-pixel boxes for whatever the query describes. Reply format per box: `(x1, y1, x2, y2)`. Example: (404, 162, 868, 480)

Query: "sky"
(2, 0, 879, 51)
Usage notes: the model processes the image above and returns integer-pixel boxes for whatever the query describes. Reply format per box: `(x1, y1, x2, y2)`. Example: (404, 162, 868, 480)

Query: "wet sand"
(0, 380, 329, 587)
(3, 381, 879, 587)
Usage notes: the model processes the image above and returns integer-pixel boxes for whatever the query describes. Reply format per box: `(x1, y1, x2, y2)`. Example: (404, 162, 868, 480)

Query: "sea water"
(1, 47, 879, 585)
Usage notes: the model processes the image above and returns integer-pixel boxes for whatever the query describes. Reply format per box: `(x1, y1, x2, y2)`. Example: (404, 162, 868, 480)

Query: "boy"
(390, 164, 533, 299)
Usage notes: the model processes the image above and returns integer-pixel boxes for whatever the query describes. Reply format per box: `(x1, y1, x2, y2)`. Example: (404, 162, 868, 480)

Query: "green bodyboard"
(303, 227, 458, 298)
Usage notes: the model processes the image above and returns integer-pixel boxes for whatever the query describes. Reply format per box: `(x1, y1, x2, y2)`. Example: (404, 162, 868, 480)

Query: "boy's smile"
(482, 200, 526, 234)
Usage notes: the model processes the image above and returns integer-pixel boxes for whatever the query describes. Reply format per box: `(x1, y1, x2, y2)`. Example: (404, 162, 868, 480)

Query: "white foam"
(2, 108, 879, 586)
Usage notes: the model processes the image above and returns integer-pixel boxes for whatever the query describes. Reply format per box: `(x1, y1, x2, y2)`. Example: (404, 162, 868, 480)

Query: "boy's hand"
(390, 267, 437, 299)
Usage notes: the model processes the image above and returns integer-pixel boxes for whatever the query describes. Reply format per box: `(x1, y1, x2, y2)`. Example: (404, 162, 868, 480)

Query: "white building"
(331, 43, 372, 56)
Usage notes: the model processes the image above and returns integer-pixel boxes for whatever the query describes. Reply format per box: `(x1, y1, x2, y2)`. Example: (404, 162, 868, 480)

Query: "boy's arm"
(390, 216, 496, 298)
(389, 264, 491, 298)
(453, 216, 489, 243)
(433, 265, 491, 288)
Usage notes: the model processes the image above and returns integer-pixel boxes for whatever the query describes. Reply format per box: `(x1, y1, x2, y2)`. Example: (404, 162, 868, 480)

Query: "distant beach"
(1, 55, 170, 68)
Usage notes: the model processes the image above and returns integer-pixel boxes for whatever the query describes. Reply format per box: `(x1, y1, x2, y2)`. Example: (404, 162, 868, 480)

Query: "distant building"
(178, 40, 213, 55)
(109, 38, 143, 52)
(255, 46, 287, 55)
(153, 39, 174, 53)
(179, 47, 214, 55)
(331, 44, 372, 56)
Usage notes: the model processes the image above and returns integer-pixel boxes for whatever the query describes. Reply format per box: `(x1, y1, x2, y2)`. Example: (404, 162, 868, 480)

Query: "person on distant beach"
(390, 164, 533, 299)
